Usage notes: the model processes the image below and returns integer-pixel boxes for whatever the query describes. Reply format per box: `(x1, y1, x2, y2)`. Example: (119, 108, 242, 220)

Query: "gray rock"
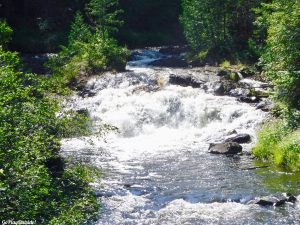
(256, 99, 274, 112)
(225, 134, 251, 144)
(213, 82, 225, 96)
(209, 142, 243, 155)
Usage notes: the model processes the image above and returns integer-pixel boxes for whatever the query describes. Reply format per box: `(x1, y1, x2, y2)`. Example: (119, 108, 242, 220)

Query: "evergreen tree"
(86, 0, 123, 34)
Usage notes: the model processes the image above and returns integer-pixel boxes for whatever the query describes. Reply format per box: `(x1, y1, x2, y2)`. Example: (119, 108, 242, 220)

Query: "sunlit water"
(61, 48, 300, 225)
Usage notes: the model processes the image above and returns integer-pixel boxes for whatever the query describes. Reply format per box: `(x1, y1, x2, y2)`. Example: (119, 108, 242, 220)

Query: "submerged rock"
(209, 142, 242, 155)
(225, 134, 251, 144)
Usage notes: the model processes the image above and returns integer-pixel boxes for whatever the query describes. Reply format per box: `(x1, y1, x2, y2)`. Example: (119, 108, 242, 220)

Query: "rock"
(169, 74, 192, 87)
(250, 197, 279, 206)
(150, 57, 188, 68)
(217, 70, 230, 77)
(209, 142, 243, 155)
(225, 134, 251, 144)
(229, 88, 250, 98)
(287, 194, 297, 203)
(256, 99, 274, 112)
(159, 46, 187, 55)
(248, 195, 297, 207)
(239, 96, 260, 103)
(79, 89, 96, 98)
(239, 68, 255, 78)
(213, 82, 225, 96)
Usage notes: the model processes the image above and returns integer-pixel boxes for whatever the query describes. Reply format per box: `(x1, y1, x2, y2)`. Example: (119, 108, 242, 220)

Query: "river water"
(61, 49, 300, 225)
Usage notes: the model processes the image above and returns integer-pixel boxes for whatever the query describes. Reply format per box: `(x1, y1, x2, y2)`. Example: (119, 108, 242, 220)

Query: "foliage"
(253, 120, 300, 171)
(0, 19, 13, 48)
(180, 0, 261, 62)
(47, 5, 129, 93)
(0, 22, 100, 224)
(86, 0, 124, 34)
(258, 0, 300, 109)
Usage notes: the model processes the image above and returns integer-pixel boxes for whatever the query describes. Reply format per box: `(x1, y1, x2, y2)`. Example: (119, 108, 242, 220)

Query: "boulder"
(169, 74, 192, 87)
(256, 99, 274, 112)
(217, 70, 230, 77)
(159, 46, 187, 55)
(209, 142, 242, 155)
(150, 57, 188, 68)
(239, 96, 260, 103)
(213, 82, 225, 96)
(225, 134, 251, 144)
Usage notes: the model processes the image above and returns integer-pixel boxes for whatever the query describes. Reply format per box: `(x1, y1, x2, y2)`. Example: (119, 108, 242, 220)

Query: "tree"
(259, 0, 300, 109)
(86, 0, 123, 34)
(180, 0, 261, 60)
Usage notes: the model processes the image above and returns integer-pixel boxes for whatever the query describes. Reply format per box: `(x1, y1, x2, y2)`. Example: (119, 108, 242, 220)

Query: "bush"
(0, 21, 100, 224)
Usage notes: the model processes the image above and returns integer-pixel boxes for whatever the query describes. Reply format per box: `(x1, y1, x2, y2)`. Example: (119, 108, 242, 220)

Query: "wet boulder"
(225, 134, 251, 144)
(217, 69, 230, 77)
(169, 74, 192, 87)
(256, 99, 274, 112)
(213, 82, 225, 96)
(238, 96, 260, 103)
(250, 197, 279, 206)
(209, 142, 242, 155)
(150, 57, 188, 68)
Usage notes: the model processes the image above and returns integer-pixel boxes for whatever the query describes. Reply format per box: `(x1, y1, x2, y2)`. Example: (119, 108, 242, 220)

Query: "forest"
(0, 0, 299, 224)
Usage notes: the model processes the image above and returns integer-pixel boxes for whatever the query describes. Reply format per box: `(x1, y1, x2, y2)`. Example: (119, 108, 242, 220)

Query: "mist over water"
(61, 49, 300, 225)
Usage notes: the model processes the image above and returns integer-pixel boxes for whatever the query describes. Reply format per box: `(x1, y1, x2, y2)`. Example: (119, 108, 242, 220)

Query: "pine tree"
(86, 0, 123, 34)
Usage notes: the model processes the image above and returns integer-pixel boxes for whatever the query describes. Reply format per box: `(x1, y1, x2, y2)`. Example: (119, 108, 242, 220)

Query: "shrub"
(0, 22, 100, 224)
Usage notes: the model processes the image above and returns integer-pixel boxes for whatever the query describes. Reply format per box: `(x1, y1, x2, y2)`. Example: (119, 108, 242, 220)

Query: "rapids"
(61, 48, 300, 225)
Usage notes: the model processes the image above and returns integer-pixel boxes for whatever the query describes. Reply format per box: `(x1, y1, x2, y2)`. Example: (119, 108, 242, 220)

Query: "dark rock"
(213, 82, 225, 96)
(275, 199, 287, 206)
(250, 197, 279, 206)
(79, 89, 96, 98)
(76, 109, 88, 115)
(225, 134, 251, 144)
(159, 46, 187, 55)
(209, 142, 243, 155)
(189, 59, 204, 67)
(240, 68, 255, 78)
(169, 74, 192, 87)
(239, 96, 260, 103)
(217, 70, 230, 77)
(150, 57, 188, 68)
(287, 194, 297, 203)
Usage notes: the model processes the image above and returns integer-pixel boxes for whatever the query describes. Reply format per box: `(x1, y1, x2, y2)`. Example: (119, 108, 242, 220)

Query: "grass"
(253, 120, 300, 171)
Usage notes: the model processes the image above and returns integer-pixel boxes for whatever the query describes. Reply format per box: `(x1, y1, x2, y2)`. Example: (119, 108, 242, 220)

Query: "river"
(61, 48, 300, 225)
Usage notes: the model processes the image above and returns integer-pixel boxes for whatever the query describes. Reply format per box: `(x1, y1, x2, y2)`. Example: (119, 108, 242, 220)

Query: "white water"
(61, 49, 300, 225)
